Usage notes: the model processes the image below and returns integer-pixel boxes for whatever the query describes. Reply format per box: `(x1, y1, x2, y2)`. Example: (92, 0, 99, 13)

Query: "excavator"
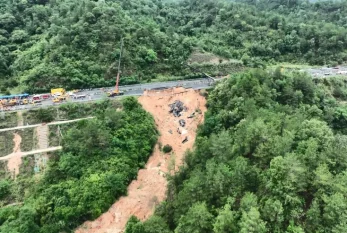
(107, 38, 124, 97)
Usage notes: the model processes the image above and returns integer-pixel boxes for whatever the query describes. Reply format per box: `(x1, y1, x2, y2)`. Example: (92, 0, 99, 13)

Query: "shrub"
(163, 144, 173, 153)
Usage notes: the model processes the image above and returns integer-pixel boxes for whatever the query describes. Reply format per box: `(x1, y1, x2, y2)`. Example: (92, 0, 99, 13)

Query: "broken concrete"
(169, 100, 186, 117)
(182, 136, 188, 144)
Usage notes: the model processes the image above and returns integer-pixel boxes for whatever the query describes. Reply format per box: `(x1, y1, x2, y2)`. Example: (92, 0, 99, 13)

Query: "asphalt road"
(300, 66, 347, 77)
(3, 66, 347, 112)
(3, 78, 212, 112)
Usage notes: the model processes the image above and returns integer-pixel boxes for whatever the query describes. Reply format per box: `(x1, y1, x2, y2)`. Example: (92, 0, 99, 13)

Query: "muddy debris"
(168, 130, 173, 134)
(75, 87, 207, 233)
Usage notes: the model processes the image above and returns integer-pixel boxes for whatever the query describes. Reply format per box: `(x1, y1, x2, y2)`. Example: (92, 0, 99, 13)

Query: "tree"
(239, 207, 267, 233)
(175, 202, 213, 233)
(213, 199, 237, 233)
(163, 144, 173, 153)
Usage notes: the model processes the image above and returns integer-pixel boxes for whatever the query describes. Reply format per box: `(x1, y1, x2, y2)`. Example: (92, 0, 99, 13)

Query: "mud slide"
(76, 87, 207, 233)
(7, 133, 22, 177)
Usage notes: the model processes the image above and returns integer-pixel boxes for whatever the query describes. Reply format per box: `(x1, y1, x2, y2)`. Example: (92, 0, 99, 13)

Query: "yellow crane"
(108, 38, 125, 97)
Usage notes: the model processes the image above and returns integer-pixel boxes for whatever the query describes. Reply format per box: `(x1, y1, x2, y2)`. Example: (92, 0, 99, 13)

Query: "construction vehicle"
(52, 94, 67, 103)
(20, 99, 28, 105)
(0, 99, 17, 107)
(59, 95, 67, 101)
(53, 97, 61, 103)
(30, 99, 42, 104)
(51, 88, 66, 97)
(107, 38, 125, 97)
(10, 99, 18, 105)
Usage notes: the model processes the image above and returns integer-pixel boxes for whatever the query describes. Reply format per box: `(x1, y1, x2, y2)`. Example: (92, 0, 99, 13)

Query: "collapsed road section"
(76, 87, 207, 233)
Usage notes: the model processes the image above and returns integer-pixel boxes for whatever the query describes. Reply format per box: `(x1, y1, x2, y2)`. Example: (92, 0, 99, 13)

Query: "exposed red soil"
(7, 133, 22, 177)
(76, 87, 207, 233)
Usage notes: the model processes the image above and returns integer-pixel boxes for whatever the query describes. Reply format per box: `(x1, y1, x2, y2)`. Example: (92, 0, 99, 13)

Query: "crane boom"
(115, 38, 123, 93)
(107, 38, 125, 97)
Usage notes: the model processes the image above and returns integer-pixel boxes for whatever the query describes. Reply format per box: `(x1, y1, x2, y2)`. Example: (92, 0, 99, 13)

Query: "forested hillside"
(125, 70, 347, 233)
(0, 98, 158, 233)
(1, 0, 347, 93)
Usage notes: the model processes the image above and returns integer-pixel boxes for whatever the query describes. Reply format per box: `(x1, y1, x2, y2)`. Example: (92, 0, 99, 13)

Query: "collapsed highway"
(1, 78, 212, 112)
(2, 66, 347, 113)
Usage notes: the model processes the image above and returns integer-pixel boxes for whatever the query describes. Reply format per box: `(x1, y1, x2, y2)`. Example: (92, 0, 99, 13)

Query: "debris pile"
(188, 112, 195, 118)
(168, 100, 190, 143)
(169, 100, 187, 117)
(182, 136, 188, 144)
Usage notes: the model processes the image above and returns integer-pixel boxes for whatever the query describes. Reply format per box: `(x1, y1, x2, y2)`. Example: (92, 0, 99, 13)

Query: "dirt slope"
(7, 133, 22, 177)
(76, 87, 207, 233)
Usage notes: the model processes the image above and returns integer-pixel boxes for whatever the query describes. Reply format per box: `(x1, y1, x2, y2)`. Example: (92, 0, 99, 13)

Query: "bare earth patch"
(7, 133, 22, 177)
(76, 87, 207, 233)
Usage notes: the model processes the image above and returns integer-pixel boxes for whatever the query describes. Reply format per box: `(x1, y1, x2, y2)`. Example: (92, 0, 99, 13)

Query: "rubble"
(179, 119, 186, 127)
(168, 130, 173, 134)
(169, 100, 186, 117)
(188, 112, 195, 118)
(182, 136, 188, 144)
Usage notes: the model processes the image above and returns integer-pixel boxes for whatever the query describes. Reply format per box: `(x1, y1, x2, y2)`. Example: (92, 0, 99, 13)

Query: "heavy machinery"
(52, 95, 67, 103)
(30, 99, 42, 104)
(52, 97, 61, 103)
(20, 99, 28, 105)
(0, 99, 16, 106)
(51, 88, 66, 97)
(107, 38, 124, 97)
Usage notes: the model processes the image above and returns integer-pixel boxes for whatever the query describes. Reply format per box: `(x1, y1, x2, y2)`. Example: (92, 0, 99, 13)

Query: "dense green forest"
(125, 70, 347, 233)
(0, 98, 158, 233)
(0, 0, 347, 93)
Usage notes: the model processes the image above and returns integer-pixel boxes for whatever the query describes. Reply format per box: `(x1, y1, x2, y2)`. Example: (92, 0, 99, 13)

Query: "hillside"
(0, 98, 158, 233)
(0, 0, 347, 93)
(125, 70, 347, 233)
(2, 0, 347, 232)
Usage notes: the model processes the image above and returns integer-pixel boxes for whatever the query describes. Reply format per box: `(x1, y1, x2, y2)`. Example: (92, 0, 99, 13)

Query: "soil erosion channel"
(76, 87, 207, 233)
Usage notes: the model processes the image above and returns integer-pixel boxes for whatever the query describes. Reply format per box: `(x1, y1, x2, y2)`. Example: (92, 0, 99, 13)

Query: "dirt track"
(7, 133, 22, 176)
(76, 87, 207, 233)
(0, 147, 62, 161)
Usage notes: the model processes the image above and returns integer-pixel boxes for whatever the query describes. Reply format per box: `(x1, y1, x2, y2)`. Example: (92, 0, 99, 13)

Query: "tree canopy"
(1, 0, 347, 93)
(0, 98, 158, 233)
(125, 70, 347, 233)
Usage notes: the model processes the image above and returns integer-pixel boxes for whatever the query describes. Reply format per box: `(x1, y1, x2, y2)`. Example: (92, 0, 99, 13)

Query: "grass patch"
(48, 123, 72, 147)
(16, 129, 35, 152)
(18, 155, 35, 178)
(0, 112, 17, 129)
(48, 125, 60, 147)
(0, 131, 14, 157)
(0, 161, 9, 179)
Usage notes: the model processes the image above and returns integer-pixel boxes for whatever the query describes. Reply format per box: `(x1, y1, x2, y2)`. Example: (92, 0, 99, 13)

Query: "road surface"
(2, 67, 347, 112)
(2, 78, 212, 112)
(299, 66, 347, 77)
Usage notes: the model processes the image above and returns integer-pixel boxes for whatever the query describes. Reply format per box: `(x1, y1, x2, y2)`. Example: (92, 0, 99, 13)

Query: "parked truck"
(51, 88, 66, 97)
